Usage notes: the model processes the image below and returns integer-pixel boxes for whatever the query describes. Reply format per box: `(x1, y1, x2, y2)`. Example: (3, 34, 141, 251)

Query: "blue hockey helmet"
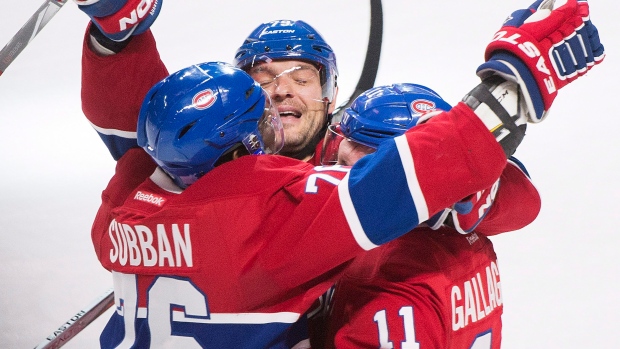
(137, 62, 284, 188)
(321, 83, 452, 165)
(233, 20, 338, 103)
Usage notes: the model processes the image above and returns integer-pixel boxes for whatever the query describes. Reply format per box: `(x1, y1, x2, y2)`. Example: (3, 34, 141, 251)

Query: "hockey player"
(232, 20, 338, 163)
(89, 0, 604, 346)
(314, 83, 517, 348)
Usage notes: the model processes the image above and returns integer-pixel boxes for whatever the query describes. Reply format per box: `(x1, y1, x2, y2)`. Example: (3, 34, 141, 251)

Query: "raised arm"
(76, 0, 169, 159)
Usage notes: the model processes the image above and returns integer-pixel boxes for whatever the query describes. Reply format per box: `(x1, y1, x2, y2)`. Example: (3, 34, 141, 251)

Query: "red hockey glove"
(75, 0, 162, 42)
(451, 180, 500, 234)
(476, 0, 605, 122)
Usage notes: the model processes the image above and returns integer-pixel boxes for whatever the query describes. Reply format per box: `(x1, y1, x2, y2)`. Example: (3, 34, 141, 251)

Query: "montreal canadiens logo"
(410, 99, 436, 116)
(192, 89, 217, 110)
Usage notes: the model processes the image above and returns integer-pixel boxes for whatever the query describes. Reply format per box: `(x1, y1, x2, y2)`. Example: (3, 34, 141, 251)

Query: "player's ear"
(232, 147, 250, 160)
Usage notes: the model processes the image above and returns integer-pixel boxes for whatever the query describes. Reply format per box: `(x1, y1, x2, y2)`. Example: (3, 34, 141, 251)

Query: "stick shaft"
(33, 288, 115, 349)
(0, 0, 69, 76)
(331, 0, 383, 121)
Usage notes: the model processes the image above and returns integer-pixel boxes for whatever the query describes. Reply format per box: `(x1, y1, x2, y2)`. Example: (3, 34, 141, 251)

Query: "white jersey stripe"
(133, 307, 301, 324)
(171, 310, 301, 324)
(394, 135, 429, 222)
(90, 121, 137, 138)
(338, 173, 379, 251)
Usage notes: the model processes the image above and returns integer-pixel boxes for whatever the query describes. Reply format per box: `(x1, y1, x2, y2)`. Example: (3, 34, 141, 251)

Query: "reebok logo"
(466, 232, 480, 245)
(134, 191, 165, 207)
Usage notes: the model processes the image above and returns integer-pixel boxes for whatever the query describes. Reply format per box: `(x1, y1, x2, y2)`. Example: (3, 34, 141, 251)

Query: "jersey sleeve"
(475, 157, 541, 235)
(339, 103, 507, 247)
(81, 24, 169, 160)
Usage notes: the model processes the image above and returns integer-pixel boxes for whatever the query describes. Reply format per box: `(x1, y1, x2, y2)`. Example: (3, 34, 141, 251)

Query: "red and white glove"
(477, 0, 605, 122)
(74, 0, 162, 42)
(451, 180, 500, 234)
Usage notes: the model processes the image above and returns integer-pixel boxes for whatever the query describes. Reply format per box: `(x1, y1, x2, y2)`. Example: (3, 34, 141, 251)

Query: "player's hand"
(476, 0, 605, 123)
(450, 180, 500, 234)
(74, 0, 162, 42)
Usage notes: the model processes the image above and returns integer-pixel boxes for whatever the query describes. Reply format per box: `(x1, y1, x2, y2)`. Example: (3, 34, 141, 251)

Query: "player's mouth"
(277, 105, 302, 119)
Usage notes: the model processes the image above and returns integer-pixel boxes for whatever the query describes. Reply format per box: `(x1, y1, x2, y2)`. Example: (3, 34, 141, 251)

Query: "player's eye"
(250, 71, 276, 86)
(290, 69, 318, 85)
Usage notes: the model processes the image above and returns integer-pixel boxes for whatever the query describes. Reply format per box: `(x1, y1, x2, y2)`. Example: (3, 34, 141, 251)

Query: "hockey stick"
(0, 0, 69, 76)
(331, 0, 383, 122)
(33, 288, 114, 349)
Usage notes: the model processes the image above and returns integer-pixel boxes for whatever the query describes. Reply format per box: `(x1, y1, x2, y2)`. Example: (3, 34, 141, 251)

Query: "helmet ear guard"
(137, 62, 284, 188)
(233, 20, 338, 104)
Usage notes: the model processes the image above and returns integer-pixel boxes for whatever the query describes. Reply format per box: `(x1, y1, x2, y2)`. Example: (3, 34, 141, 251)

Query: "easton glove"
(477, 0, 605, 122)
(75, 0, 162, 42)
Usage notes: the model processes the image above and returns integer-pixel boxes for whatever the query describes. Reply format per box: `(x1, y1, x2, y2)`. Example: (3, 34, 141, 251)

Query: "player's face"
(248, 60, 330, 160)
(337, 139, 375, 166)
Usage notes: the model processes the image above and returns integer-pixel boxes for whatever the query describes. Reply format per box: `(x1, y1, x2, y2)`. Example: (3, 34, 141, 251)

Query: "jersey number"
(114, 272, 206, 348)
(305, 166, 349, 194)
(373, 307, 492, 349)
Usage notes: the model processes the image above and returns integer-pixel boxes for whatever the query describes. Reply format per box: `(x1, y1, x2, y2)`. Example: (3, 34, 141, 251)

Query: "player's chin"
(281, 138, 307, 155)
(282, 123, 305, 139)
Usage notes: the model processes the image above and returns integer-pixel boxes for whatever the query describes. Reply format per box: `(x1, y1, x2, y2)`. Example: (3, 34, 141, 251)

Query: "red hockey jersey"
(320, 227, 503, 349)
